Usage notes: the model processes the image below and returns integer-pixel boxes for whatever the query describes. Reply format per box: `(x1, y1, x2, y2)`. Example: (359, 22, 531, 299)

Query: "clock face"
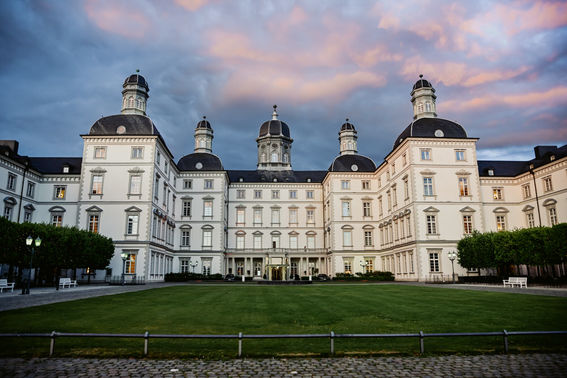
(434, 129, 444, 137)
(351, 164, 358, 171)
(116, 125, 126, 134)
(195, 162, 203, 169)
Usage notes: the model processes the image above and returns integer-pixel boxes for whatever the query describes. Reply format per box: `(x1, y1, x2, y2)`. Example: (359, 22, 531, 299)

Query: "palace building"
(1, 74, 565, 282)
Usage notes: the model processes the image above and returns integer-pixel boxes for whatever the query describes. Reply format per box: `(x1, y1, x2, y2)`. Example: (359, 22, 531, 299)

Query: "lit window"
(458, 177, 469, 196)
(463, 215, 473, 234)
(492, 188, 503, 200)
(88, 214, 100, 233)
(344, 259, 352, 274)
(91, 175, 103, 195)
(124, 253, 136, 274)
(496, 215, 506, 231)
(204, 201, 213, 217)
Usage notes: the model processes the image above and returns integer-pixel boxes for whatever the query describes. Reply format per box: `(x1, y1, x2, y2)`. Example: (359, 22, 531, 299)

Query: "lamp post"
(447, 251, 457, 284)
(22, 236, 41, 295)
(189, 261, 198, 274)
(360, 260, 368, 275)
(120, 252, 128, 286)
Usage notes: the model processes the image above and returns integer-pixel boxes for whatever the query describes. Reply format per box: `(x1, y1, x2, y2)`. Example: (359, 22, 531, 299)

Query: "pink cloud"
(442, 86, 567, 112)
(84, 0, 150, 39)
(351, 45, 402, 68)
(496, 1, 567, 35)
(481, 125, 567, 148)
(174, 0, 210, 11)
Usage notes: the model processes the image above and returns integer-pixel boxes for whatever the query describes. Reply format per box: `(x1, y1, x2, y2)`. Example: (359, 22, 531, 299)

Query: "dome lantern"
(338, 118, 358, 155)
(121, 70, 149, 116)
(256, 105, 293, 171)
(194, 116, 214, 153)
(411, 74, 437, 120)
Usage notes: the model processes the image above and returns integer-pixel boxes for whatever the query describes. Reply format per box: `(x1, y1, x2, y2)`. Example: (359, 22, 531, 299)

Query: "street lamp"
(189, 261, 198, 274)
(22, 235, 41, 295)
(120, 252, 128, 286)
(447, 251, 457, 284)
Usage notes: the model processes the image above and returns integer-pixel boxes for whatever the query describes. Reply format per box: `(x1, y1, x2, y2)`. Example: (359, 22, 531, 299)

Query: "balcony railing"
(225, 248, 328, 255)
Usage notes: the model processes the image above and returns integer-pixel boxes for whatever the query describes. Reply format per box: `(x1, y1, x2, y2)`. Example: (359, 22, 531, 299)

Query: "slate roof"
(478, 144, 567, 177)
(88, 114, 162, 137)
(329, 154, 376, 172)
(340, 119, 356, 132)
(412, 76, 433, 91)
(227, 170, 327, 183)
(124, 74, 149, 91)
(177, 152, 223, 171)
(258, 119, 291, 138)
(393, 117, 469, 150)
(28, 157, 82, 174)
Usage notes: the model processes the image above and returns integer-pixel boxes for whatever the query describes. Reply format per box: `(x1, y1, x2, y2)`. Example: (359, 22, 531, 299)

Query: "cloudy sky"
(1, 0, 566, 170)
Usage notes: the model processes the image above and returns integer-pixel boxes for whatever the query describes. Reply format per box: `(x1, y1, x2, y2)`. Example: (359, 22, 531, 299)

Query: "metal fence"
(0, 330, 565, 357)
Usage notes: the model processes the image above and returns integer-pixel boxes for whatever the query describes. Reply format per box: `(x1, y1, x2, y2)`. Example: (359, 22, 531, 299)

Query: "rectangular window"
(182, 200, 191, 217)
(254, 190, 262, 199)
(522, 184, 531, 199)
(125, 253, 136, 274)
(126, 214, 139, 235)
(3, 206, 12, 220)
(271, 208, 280, 225)
(289, 190, 297, 199)
(362, 180, 370, 190)
(236, 235, 245, 249)
(156, 151, 161, 164)
(204, 179, 213, 189)
(463, 215, 473, 234)
(378, 196, 383, 215)
(458, 177, 469, 196)
(129, 175, 142, 195)
(342, 201, 351, 217)
(51, 214, 63, 227)
(455, 150, 465, 161)
(363, 202, 371, 217)
(289, 208, 298, 225)
(7, 173, 16, 191)
(429, 252, 440, 272)
(343, 230, 352, 246)
(496, 215, 506, 231)
(272, 190, 279, 199)
(23, 211, 32, 223)
(526, 212, 535, 228)
(392, 187, 398, 206)
(204, 201, 213, 217)
(271, 235, 280, 248)
(423, 177, 434, 196)
(306, 209, 315, 224)
(131, 147, 144, 159)
(364, 231, 373, 247)
(426, 215, 437, 234)
(344, 259, 352, 274)
(91, 175, 103, 195)
(492, 187, 503, 200)
(307, 235, 315, 249)
(180, 259, 189, 273)
(387, 191, 392, 210)
(236, 208, 245, 225)
(94, 147, 106, 159)
(202, 229, 212, 247)
(402, 153, 407, 166)
(365, 258, 374, 273)
(341, 180, 350, 190)
(236, 190, 245, 199)
(548, 208, 558, 226)
(289, 235, 298, 249)
(154, 175, 160, 200)
(306, 190, 314, 199)
(404, 178, 409, 199)
(420, 148, 431, 160)
(183, 179, 192, 189)
(254, 235, 262, 249)
(26, 182, 35, 198)
(253, 208, 262, 225)
(543, 176, 553, 192)
(181, 230, 190, 247)
(88, 214, 99, 233)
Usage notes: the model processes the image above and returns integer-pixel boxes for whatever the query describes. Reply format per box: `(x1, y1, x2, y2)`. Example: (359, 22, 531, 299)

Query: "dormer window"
(488, 169, 494, 176)
(63, 165, 69, 173)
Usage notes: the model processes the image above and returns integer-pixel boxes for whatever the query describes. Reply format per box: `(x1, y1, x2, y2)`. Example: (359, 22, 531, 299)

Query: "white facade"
(1, 74, 565, 282)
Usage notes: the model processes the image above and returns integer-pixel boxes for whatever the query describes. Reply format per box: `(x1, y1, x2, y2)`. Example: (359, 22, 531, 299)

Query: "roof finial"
(419, 74, 423, 79)
(136, 69, 140, 73)
(203, 115, 206, 120)
(272, 104, 278, 120)
(345, 118, 349, 122)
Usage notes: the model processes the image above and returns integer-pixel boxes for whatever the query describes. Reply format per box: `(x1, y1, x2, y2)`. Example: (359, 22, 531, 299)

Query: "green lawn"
(0, 284, 565, 358)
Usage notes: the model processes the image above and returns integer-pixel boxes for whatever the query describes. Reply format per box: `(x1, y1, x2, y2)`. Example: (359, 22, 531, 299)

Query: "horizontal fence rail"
(0, 330, 565, 357)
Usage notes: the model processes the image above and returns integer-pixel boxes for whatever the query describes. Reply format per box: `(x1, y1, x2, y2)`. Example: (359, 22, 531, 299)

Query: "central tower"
(256, 105, 293, 171)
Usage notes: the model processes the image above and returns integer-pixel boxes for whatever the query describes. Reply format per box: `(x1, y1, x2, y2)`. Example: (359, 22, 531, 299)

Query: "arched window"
(418, 103, 424, 113)
(425, 102, 431, 112)
(347, 142, 352, 150)
(261, 153, 266, 162)
(283, 153, 289, 163)
(199, 140, 206, 148)
(271, 152, 278, 162)
(128, 97, 134, 107)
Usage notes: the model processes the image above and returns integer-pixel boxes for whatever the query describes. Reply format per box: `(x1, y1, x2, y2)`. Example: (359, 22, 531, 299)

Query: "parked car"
(317, 274, 330, 281)
(224, 274, 235, 281)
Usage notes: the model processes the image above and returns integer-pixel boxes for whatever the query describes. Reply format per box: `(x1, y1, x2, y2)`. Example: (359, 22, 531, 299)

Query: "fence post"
(503, 329, 509, 353)
(330, 331, 335, 355)
(419, 331, 424, 354)
(144, 331, 149, 356)
(49, 331, 56, 357)
(238, 332, 243, 357)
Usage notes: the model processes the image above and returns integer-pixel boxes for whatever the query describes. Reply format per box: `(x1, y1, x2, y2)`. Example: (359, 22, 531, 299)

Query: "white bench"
(503, 277, 527, 288)
(59, 277, 78, 288)
(0, 279, 15, 293)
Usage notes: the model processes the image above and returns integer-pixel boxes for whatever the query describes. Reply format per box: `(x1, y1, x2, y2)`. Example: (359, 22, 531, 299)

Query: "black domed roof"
(89, 114, 162, 137)
(259, 119, 291, 138)
(177, 153, 223, 171)
(393, 117, 468, 150)
(124, 74, 149, 91)
(412, 75, 433, 91)
(329, 154, 376, 172)
(196, 117, 211, 129)
(340, 119, 356, 132)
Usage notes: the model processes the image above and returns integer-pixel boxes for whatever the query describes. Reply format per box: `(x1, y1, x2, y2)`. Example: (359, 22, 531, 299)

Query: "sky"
(1, 0, 566, 170)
